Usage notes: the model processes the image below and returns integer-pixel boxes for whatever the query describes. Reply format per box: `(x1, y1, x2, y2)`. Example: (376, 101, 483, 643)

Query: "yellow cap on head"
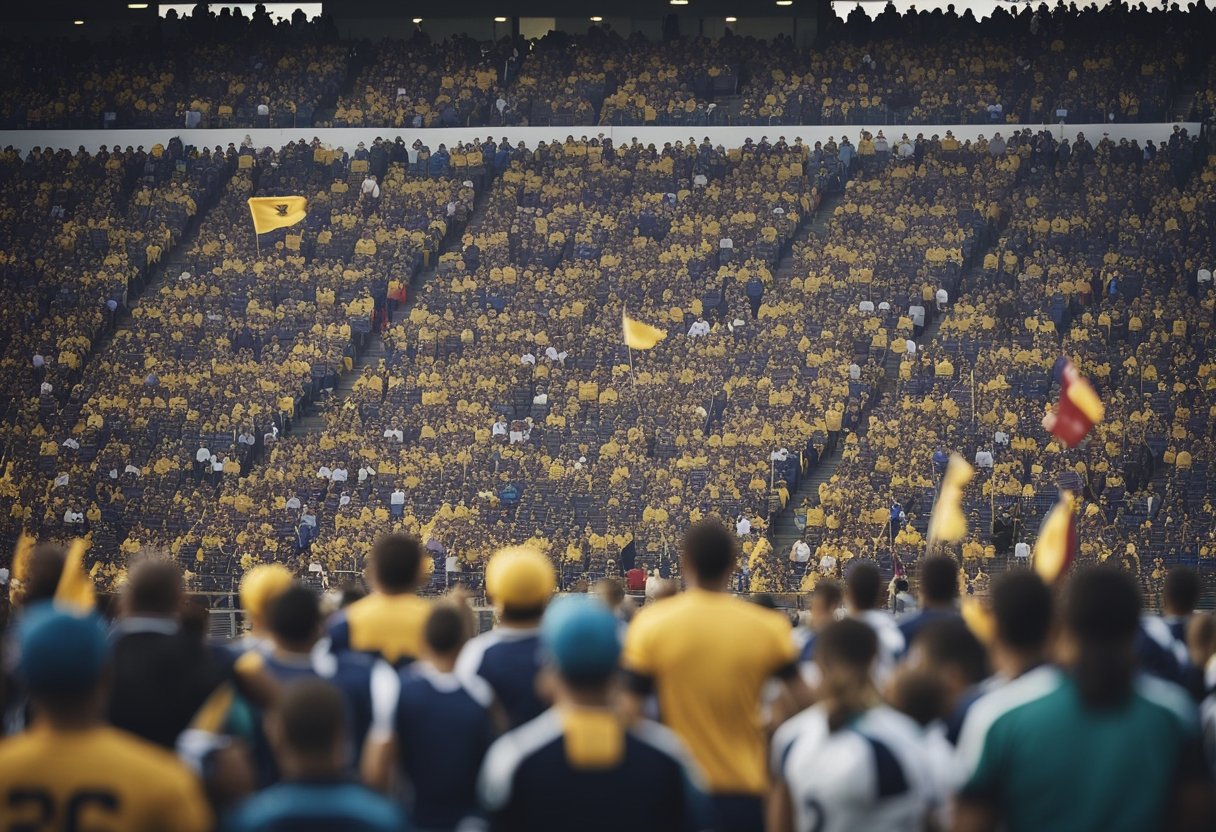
(485, 546, 556, 609)
(239, 564, 294, 622)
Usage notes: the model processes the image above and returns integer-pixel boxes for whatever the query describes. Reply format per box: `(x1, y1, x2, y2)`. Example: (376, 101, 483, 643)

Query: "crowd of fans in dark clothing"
(6, 2, 1216, 129)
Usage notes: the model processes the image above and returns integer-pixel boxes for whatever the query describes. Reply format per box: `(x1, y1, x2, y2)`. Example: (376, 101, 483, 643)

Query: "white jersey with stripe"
(772, 704, 931, 832)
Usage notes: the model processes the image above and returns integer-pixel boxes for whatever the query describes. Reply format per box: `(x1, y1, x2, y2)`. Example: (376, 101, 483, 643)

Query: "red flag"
(1042, 361, 1103, 448)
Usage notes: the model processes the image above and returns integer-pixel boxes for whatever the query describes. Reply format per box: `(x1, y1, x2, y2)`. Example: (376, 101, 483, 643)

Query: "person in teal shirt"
(954, 567, 1212, 832)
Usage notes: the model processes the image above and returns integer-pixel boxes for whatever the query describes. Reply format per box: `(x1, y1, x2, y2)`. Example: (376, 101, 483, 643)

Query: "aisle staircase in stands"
(292, 188, 494, 435)
(767, 198, 958, 566)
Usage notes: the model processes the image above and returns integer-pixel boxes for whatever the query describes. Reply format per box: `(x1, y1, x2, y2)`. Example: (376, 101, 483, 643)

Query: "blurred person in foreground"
(109, 559, 234, 748)
(0, 605, 211, 831)
(954, 567, 1213, 832)
(328, 534, 431, 666)
(234, 564, 294, 655)
(621, 519, 806, 832)
(456, 546, 556, 729)
(226, 678, 406, 832)
(366, 602, 499, 830)
(479, 597, 711, 832)
(769, 618, 933, 832)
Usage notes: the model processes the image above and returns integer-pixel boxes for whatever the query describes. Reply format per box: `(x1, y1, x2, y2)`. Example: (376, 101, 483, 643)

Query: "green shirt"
(958, 665, 1199, 832)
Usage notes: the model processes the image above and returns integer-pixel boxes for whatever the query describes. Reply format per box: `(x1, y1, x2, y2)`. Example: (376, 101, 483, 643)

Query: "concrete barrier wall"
(0, 122, 1198, 157)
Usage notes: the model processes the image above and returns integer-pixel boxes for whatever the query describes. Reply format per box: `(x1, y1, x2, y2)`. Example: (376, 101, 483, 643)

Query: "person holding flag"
(247, 195, 308, 255)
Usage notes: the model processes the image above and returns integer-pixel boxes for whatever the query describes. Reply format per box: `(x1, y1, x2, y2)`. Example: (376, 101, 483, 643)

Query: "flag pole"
(254, 230, 261, 258)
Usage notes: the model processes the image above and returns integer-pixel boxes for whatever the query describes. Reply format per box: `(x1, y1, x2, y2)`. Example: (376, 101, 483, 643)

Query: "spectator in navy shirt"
(365, 603, 500, 831)
(457, 547, 556, 728)
(478, 597, 712, 832)
(897, 556, 962, 649)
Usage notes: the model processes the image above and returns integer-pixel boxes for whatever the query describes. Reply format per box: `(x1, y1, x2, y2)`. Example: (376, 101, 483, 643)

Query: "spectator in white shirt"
(848, 362, 862, 381)
(908, 304, 926, 331)
(331, 467, 349, 483)
(62, 438, 80, 450)
(360, 175, 381, 200)
(974, 449, 994, 468)
(390, 489, 406, 506)
(40, 382, 53, 396)
(383, 427, 404, 442)
(819, 553, 838, 575)
(286, 496, 302, 511)
(1014, 541, 1031, 559)
(492, 417, 508, 439)
(317, 465, 332, 480)
(544, 346, 568, 366)
(791, 540, 811, 564)
(520, 352, 536, 366)
(994, 430, 1010, 446)
(735, 515, 752, 537)
(688, 317, 711, 338)
(935, 288, 949, 311)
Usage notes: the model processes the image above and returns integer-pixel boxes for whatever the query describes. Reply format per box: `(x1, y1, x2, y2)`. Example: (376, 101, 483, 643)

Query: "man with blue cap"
(0, 605, 212, 831)
(478, 597, 712, 832)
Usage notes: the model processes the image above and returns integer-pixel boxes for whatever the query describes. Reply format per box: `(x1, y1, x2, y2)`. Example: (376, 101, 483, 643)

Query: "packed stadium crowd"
(6, 2, 1216, 129)
(2, 528, 1215, 831)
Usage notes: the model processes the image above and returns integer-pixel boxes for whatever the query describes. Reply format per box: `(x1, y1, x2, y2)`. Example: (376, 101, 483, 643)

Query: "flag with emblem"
(1042, 360, 1104, 448)
(622, 310, 666, 350)
(247, 196, 308, 234)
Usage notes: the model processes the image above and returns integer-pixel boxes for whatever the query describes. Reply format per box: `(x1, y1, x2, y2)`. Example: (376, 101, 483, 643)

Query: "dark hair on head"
(846, 562, 882, 610)
(1163, 567, 1199, 614)
(595, 578, 626, 607)
(681, 519, 737, 582)
(267, 585, 321, 646)
(894, 578, 909, 593)
(275, 679, 345, 756)
(125, 560, 182, 616)
(1065, 567, 1141, 709)
(371, 534, 423, 592)
(813, 579, 843, 609)
(891, 669, 948, 727)
(424, 602, 469, 655)
(916, 619, 990, 684)
(22, 543, 67, 604)
(991, 571, 1053, 650)
(816, 618, 878, 671)
(338, 582, 366, 608)
(919, 555, 960, 604)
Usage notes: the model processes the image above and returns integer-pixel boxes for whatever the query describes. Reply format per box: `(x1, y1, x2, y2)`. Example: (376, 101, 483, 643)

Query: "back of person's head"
(812, 579, 844, 611)
(1163, 567, 1199, 616)
(1188, 612, 1216, 669)
(918, 555, 960, 606)
(541, 597, 621, 690)
(267, 585, 322, 649)
(21, 543, 67, 605)
(1064, 567, 1141, 709)
(424, 602, 470, 657)
(681, 519, 737, 583)
(370, 534, 423, 593)
(485, 546, 556, 621)
(815, 619, 879, 730)
(271, 679, 346, 765)
(19, 606, 109, 712)
(239, 564, 294, 626)
(593, 578, 626, 609)
(123, 559, 183, 617)
(890, 668, 948, 727)
(914, 618, 989, 686)
(338, 582, 366, 608)
(991, 570, 1053, 651)
(846, 562, 882, 611)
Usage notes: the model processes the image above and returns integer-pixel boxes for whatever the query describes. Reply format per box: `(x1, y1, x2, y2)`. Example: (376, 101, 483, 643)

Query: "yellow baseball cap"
(239, 564, 294, 621)
(485, 546, 556, 609)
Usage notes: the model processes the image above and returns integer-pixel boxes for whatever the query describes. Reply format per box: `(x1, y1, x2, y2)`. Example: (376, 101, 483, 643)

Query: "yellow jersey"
(0, 723, 211, 831)
(622, 588, 797, 795)
(327, 591, 431, 665)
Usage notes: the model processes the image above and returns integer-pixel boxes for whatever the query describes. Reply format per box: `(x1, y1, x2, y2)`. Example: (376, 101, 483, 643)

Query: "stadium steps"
(291, 184, 494, 437)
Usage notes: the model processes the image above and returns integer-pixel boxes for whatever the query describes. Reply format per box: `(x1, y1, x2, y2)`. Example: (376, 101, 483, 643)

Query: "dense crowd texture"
(0, 530, 1213, 832)
(5, 2, 1216, 128)
(2, 126, 1215, 601)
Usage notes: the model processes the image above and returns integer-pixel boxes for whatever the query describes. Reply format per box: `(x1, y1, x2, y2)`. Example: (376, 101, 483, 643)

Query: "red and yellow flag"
(1043, 361, 1103, 448)
(1034, 490, 1078, 585)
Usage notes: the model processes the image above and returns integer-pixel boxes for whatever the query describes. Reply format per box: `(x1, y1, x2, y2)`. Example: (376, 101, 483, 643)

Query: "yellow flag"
(9, 531, 34, 603)
(54, 538, 96, 612)
(927, 453, 974, 545)
(622, 311, 666, 350)
(961, 596, 994, 645)
(1034, 490, 1077, 585)
(247, 196, 308, 234)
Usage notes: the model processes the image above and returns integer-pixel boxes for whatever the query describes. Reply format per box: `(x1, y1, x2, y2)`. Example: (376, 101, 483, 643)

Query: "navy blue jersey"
(456, 627, 546, 729)
(897, 608, 961, 650)
(479, 709, 711, 832)
(225, 779, 406, 832)
(390, 664, 498, 829)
